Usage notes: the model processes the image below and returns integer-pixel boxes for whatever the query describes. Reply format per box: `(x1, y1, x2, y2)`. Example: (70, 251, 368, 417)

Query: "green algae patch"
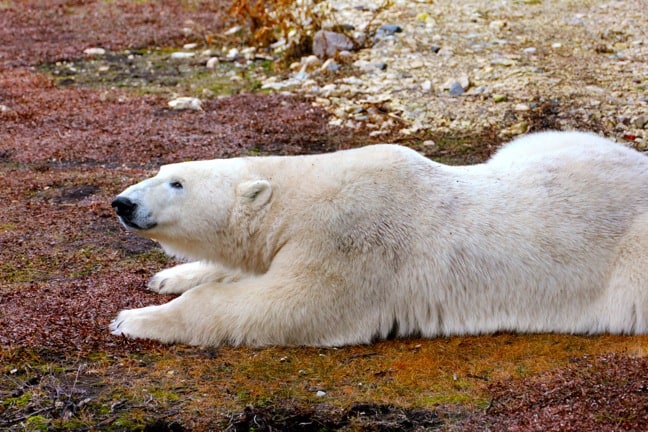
(40, 48, 276, 99)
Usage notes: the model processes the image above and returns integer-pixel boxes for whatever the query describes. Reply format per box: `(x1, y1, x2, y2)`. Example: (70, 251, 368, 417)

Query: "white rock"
(226, 48, 239, 59)
(442, 75, 470, 91)
(168, 97, 202, 111)
(421, 80, 432, 93)
(300, 79, 318, 91)
(206, 57, 219, 69)
(320, 84, 337, 97)
(410, 59, 424, 69)
(293, 67, 309, 81)
(301, 55, 323, 72)
(353, 59, 375, 72)
(489, 20, 507, 32)
(302, 55, 321, 68)
(183, 43, 198, 50)
(321, 58, 339, 72)
(224, 26, 242, 35)
(241, 47, 256, 59)
(352, 31, 367, 47)
(342, 76, 365, 86)
(84, 47, 106, 56)
(270, 39, 286, 50)
(338, 50, 354, 62)
(458, 75, 470, 89)
(171, 52, 195, 59)
(491, 57, 515, 66)
(315, 390, 326, 397)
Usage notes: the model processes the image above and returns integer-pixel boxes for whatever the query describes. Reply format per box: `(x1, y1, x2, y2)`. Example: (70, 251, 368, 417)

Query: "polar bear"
(110, 131, 648, 347)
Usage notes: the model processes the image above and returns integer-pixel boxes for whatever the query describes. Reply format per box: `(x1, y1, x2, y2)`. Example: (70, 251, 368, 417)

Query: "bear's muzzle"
(112, 196, 157, 230)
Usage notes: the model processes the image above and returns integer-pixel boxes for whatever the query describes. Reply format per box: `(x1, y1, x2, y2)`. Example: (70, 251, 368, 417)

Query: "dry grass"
(3, 335, 647, 429)
(230, 0, 324, 47)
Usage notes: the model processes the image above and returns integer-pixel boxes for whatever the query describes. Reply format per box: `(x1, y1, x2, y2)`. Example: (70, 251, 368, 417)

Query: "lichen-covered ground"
(1, 1, 647, 430)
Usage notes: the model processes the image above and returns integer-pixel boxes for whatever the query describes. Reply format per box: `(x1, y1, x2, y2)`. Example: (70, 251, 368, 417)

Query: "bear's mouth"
(117, 215, 157, 231)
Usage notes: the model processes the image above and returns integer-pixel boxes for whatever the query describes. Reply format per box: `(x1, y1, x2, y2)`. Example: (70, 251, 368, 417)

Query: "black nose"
(111, 196, 137, 218)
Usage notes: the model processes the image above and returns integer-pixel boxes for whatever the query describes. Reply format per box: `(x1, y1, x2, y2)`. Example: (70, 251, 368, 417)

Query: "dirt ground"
(1, 1, 647, 431)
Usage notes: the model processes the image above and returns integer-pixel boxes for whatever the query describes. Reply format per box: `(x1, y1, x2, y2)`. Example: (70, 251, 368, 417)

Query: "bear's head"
(112, 158, 273, 265)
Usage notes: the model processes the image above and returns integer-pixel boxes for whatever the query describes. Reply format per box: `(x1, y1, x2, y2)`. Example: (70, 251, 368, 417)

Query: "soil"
(1, 1, 647, 431)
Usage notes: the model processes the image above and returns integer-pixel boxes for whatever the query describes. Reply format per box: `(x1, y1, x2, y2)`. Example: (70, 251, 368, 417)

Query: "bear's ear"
(238, 180, 272, 208)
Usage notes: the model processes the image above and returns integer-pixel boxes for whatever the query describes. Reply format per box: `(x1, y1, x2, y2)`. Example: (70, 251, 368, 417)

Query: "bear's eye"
(169, 181, 183, 189)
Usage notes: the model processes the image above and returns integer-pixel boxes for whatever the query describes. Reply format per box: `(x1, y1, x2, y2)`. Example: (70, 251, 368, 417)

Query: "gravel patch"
(265, 0, 647, 147)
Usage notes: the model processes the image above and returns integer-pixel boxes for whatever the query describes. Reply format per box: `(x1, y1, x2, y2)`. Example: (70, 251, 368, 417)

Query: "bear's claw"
(109, 319, 124, 335)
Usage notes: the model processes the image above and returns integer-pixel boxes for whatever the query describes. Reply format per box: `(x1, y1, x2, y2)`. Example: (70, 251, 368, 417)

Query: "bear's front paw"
(148, 268, 195, 295)
(109, 309, 145, 338)
(109, 306, 181, 343)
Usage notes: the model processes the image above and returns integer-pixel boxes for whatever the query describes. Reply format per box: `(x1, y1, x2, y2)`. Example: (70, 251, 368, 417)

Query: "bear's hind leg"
(148, 261, 244, 295)
(601, 212, 648, 334)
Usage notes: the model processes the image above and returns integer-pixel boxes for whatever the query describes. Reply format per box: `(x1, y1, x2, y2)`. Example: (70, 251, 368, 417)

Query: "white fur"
(110, 131, 648, 346)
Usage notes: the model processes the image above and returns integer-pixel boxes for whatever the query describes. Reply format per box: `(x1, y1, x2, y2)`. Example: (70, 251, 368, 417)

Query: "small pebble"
(379, 24, 403, 35)
(224, 26, 241, 35)
(315, 390, 326, 397)
(410, 59, 424, 69)
(206, 57, 219, 69)
(171, 52, 195, 59)
(301, 55, 321, 68)
(338, 50, 354, 63)
(449, 82, 465, 96)
(632, 115, 648, 129)
(321, 58, 340, 72)
(84, 47, 106, 56)
(374, 24, 403, 42)
(493, 94, 508, 103)
(352, 31, 367, 47)
(489, 20, 507, 31)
